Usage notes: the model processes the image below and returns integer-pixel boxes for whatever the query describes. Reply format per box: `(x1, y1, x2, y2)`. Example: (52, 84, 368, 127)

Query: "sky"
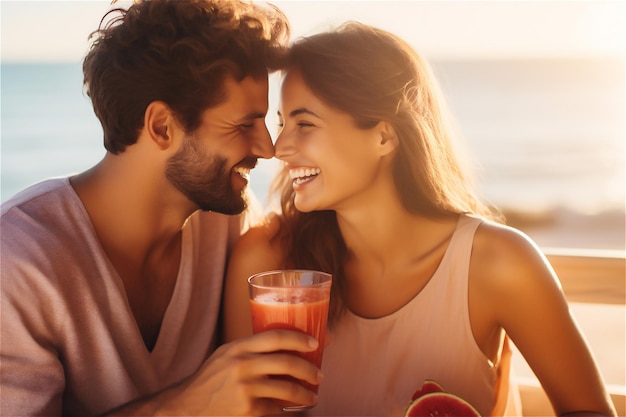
(0, 0, 624, 62)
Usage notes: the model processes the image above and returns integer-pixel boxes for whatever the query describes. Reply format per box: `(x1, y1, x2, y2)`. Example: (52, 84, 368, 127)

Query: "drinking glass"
(248, 269, 332, 411)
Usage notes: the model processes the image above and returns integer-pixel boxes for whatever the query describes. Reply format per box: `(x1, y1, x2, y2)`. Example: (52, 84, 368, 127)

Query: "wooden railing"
(516, 248, 625, 416)
(547, 248, 625, 305)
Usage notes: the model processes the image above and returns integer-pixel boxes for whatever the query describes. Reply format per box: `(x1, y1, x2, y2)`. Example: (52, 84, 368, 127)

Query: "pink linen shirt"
(1, 178, 240, 415)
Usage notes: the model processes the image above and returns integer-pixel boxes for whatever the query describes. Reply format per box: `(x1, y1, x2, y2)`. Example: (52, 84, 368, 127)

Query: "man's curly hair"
(83, 0, 289, 154)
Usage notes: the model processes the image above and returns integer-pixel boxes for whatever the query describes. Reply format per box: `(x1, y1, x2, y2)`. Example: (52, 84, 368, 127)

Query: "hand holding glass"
(248, 270, 332, 410)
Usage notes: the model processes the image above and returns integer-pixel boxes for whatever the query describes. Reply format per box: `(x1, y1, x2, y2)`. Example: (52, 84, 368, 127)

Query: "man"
(0, 1, 321, 415)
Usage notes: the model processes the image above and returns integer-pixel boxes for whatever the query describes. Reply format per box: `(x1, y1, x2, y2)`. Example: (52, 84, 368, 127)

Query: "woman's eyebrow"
(277, 108, 321, 119)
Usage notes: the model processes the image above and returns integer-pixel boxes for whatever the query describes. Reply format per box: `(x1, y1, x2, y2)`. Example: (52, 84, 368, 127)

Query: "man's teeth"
(289, 167, 321, 185)
(234, 166, 250, 179)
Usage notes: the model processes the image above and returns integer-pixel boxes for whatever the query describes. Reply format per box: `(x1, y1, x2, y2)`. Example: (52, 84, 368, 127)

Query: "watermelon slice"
(405, 380, 482, 417)
(405, 392, 482, 417)
(411, 379, 445, 401)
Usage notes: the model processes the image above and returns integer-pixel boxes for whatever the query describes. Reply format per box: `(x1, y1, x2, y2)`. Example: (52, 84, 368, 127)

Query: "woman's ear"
(377, 121, 399, 156)
(144, 101, 175, 150)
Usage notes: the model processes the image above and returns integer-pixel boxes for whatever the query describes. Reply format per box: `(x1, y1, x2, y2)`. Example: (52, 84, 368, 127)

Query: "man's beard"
(165, 137, 248, 214)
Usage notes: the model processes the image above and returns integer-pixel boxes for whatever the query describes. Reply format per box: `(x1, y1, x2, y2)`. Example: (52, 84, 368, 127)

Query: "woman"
(224, 22, 616, 417)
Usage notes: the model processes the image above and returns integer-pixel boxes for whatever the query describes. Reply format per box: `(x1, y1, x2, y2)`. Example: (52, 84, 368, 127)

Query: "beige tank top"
(309, 214, 521, 417)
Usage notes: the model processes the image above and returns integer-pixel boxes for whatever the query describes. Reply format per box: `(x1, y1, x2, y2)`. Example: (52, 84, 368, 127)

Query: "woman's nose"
(274, 129, 295, 160)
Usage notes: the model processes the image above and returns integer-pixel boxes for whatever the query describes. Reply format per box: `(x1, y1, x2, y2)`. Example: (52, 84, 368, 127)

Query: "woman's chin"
(294, 197, 319, 213)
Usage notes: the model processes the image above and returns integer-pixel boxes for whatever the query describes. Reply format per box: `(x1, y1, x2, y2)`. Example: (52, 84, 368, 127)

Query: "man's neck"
(70, 155, 189, 349)
(72, 154, 194, 247)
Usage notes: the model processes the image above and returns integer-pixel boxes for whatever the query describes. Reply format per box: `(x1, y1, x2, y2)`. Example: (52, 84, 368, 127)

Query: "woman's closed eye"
(297, 121, 315, 128)
(277, 120, 315, 129)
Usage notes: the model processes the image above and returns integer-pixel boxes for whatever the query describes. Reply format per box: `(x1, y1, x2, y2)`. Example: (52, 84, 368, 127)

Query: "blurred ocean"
(1, 60, 624, 249)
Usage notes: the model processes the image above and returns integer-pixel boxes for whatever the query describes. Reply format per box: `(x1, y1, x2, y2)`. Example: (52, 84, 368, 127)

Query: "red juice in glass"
(248, 270, 332, 410)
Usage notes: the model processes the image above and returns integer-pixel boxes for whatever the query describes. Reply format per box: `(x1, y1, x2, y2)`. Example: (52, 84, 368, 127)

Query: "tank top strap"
(423, 213, 483, 347)
(436, 214, 483, 288)
(439, 214, 521, 416)
(448, 213, 483, 257)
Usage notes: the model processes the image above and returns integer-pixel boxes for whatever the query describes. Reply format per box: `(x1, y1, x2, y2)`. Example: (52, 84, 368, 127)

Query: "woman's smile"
(289, 167, 321, 187)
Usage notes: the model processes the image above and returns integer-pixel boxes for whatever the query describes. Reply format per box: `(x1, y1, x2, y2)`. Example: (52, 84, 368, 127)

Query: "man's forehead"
(204, 75, 269, 123)
(223, 75, 269, 98)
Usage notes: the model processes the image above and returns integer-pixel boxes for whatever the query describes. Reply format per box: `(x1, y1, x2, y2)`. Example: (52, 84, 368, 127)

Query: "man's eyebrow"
(238, 112, 266, 122)
(277, 108, 321, 119)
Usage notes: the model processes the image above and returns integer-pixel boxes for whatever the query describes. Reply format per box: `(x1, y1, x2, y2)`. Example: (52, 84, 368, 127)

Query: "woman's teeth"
(234, 166, 251, 180)
(289, 167, 321, 185)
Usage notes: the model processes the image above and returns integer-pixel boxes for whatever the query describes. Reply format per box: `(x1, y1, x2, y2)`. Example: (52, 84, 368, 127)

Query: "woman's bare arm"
(223, 218, 284, 342)
(471, 222, 616, 416)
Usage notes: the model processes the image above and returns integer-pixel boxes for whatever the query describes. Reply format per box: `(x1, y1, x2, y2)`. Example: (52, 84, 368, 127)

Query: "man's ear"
(377, 121, 399, 156)
(144, 101, 175, 150)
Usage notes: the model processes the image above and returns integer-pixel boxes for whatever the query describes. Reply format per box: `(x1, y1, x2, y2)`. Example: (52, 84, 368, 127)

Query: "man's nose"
(252, 125, 275, 159)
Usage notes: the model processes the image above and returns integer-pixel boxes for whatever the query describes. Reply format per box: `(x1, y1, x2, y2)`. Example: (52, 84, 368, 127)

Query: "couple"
(0, 1, 615, 416)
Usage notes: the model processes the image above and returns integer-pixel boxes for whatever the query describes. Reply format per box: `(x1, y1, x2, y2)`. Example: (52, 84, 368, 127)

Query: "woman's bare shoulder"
(473, 219, 542, 259)
(470, 219, 559, 295)
(231, 213, 285, 267)
(469, 218, 570, 344)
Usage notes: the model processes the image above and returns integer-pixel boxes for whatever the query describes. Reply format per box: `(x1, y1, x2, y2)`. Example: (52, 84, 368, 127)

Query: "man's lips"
(233, 158, 258, 181)
(234, 166, 251, 180)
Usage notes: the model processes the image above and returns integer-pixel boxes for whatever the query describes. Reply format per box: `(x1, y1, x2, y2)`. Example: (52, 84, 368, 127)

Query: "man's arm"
(104, 331, 322, 416)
